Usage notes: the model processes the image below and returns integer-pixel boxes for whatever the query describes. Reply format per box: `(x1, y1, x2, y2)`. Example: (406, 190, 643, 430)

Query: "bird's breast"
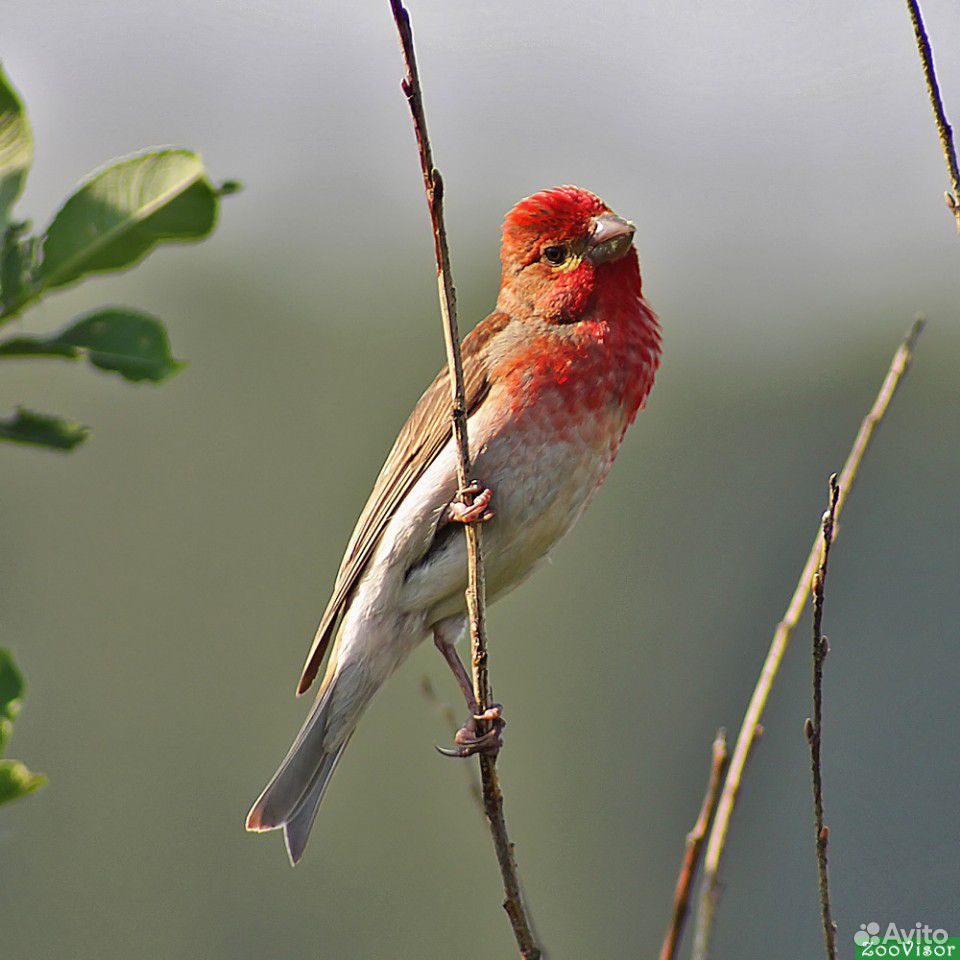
(399, 301, 660, 623)
(492, 302, 660, 448)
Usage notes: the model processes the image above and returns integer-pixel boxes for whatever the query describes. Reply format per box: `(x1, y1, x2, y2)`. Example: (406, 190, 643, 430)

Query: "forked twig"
(904, 0, 960, 233)
(691, 318, 925, 960)
(806, 476, 839, 960)
(387, 3, 542, 957)
(659, 729, 728, 960)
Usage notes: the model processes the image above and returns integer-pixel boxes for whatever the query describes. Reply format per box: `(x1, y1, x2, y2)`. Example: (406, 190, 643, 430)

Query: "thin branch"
(691, 317, 925, 960)
(659, 729, 728, 960)
(805, 475, 839, 960)
(387, 4, 542, 957)
(420, 674, 483, 811)
(904, 0, 960, 233)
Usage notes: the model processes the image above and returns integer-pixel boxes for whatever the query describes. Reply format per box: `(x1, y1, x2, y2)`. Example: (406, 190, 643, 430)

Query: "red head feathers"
(497, 186, 643, 324)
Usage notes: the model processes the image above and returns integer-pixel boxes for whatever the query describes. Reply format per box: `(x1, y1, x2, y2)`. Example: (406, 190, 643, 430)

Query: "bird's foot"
(436, 704, 505, 758)
(445, 482, 495, 524)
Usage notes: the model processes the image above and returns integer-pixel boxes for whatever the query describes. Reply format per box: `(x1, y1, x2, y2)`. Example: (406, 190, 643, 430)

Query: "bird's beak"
(587, 214, 635, 264)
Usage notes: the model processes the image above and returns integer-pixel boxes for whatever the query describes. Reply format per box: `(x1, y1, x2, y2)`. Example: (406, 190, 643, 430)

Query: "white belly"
(397, 411, 618, 624)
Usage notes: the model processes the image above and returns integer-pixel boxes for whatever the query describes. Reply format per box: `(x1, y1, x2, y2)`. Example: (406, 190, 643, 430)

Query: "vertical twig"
(420, 674, 484, 811)
(387, 4, 542, 957)
(659, 729, 728, 960)
(691, 318, 925, 960)
(805, 476, 839, 960)
(904, 0, 960, 233)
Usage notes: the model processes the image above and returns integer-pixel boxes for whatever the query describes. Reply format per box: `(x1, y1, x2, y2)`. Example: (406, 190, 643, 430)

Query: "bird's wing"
(296, 311, 511, 695)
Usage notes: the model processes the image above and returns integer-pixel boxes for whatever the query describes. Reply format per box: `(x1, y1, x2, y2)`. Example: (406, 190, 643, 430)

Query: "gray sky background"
(7, 0, 960, 356)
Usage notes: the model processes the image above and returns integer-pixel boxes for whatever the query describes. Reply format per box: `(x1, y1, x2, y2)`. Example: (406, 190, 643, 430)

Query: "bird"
(246, 185, 662, 864)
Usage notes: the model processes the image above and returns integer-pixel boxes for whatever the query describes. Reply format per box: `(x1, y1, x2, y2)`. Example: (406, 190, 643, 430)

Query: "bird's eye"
(543, 244, 568, 265)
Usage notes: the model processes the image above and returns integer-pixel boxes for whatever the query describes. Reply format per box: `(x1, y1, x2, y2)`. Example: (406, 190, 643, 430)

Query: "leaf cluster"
(0, 63, 235, 450)
(0, 649, 45, 806)
(0, 63, 233, 809)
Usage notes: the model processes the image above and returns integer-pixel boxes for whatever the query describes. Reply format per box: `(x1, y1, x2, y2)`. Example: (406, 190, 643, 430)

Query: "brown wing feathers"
(295, 313, 509, 695)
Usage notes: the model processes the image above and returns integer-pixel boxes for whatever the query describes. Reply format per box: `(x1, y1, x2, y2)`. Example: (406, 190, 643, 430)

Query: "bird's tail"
(246, 676, 355, 865)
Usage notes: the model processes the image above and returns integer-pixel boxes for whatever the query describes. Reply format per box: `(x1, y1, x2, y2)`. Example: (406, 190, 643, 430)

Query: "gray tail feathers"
(246, 686, 351, 865)
(281, 740, 349, 864)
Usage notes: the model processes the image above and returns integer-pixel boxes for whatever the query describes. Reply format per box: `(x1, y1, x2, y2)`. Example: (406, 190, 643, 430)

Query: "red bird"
(247, 186, 661, 863)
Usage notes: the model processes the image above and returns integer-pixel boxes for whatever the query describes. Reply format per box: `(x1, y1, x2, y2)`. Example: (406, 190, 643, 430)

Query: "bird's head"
(497, 186, 640, 323)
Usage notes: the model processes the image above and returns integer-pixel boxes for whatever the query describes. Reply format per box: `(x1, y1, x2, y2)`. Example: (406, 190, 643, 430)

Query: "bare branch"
(387, 3, 542, 956)
(420, 674, 484, 811)
(806, 476, 840, 960)
(904, 0, 960, 233)
(660, 729, 728, 960)
(691, 318, 925, 960)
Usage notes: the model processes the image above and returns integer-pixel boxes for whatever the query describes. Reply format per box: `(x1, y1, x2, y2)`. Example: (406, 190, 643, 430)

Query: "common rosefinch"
(247, 186, 661, 863)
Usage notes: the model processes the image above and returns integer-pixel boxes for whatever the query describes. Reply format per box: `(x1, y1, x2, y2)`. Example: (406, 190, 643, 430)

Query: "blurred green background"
(3, 1, 959, 957)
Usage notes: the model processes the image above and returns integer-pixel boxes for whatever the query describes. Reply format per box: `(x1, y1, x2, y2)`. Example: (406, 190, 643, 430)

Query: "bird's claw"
(446, 484, 495, 525)
(473, 704, 502, 723)
(436, 703, 505, 758)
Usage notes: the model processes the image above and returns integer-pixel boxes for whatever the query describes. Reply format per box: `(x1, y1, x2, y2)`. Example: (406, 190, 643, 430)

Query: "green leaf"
(0, 760, 46, 805)
(58, 308, 184, 382)
(0, 307, 184, 382)
(0, 648, 25, 752)
(0, 650, 44, 804)
(1, 223, 37, 314)
(35, 149, 218, 292)
(215, 179, 243, 197)
(0, 65, 33, 229)
(0, 407, 88, 450)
